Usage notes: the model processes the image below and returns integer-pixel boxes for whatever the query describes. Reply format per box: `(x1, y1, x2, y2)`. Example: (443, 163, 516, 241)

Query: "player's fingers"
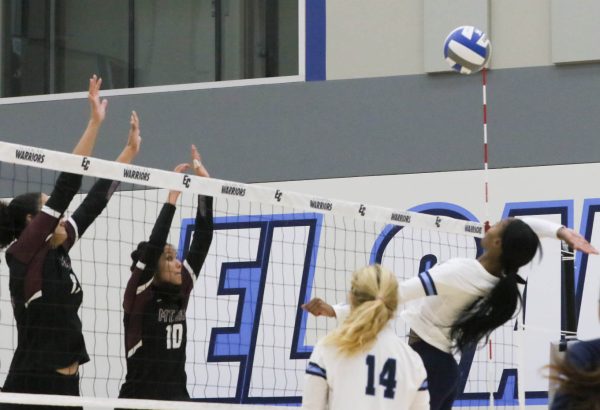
(173, 163, 190, 173)
(303, 299, 325, 315)
(301, 301, 316, 313)
(191, 144, 201, 160)
(580, 243, 599, 254)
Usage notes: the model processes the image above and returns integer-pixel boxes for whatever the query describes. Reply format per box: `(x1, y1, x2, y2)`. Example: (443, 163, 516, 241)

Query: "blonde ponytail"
(323, 264, 398, 355)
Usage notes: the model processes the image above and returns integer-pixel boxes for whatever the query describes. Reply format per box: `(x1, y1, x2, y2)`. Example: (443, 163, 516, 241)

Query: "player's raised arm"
(116, 111, 142, 164)
(519, 216, 598, 254)
(181, 144, 214, 284)
(64, 113, 144, 250)
(72, 74, 108, 157)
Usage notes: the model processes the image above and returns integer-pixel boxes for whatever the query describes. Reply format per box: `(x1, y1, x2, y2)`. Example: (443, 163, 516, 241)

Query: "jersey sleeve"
(302, 344, 329, 410)
(123, 203, 176, 314)
(398, 260, 484, 304)
(8, 172, 82, 265)
(63, 178, 120, 251)
(181, 195, 214, 299)
(519, 216, 562, 239)
(332, 303, 350, 323)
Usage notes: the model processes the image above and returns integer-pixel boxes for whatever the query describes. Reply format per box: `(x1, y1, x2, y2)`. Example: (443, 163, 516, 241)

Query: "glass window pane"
(277, 0, 298, 76)
(134, 0, 216, 87)
(0, 0, 298, 98)
(2, 0, 51, 96)
(55, 0, 129, 92)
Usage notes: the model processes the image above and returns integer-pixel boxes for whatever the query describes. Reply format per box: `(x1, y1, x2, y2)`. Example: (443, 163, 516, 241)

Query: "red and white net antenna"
(482, 67, 491, 232)
(488, 338, 495, 409)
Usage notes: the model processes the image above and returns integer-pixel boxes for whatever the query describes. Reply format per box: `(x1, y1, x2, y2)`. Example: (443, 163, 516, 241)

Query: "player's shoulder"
(436, 257, 493, 280)
(429, 257, 475, 272)
(312, 338, 335, 359)
(443, 257, 480, 269)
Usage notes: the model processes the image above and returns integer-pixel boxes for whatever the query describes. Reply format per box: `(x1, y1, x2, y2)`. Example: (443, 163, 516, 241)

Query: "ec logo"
(182, 175, 191, 188)
(81, 157, 90, 171)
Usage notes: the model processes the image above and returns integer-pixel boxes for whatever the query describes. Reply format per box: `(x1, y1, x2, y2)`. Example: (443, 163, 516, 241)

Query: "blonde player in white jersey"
(303, 217, 598, 410)
(302, 265, 429, 410)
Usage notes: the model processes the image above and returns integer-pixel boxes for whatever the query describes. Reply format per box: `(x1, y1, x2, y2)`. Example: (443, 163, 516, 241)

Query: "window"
(0, 0, 299, 97)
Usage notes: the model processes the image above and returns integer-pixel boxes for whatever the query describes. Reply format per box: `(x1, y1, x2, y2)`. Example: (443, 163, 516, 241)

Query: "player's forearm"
(519, 216, 563, 239)
(115, 146, 138, 164)
(148, 203, 176, 247)
(72, 120, 101, 157)
(45, 172, 83, 213)
(186, 195, 214, 270)
(71, 179, 119, 238)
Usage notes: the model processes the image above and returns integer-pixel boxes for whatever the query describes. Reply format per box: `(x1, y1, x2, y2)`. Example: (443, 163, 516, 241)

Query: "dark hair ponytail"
(450, 219, 540, 353)
(0, 192, 41, 249)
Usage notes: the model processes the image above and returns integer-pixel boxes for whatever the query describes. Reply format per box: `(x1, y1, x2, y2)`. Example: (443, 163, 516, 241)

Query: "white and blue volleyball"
(443, 26, 491, 74)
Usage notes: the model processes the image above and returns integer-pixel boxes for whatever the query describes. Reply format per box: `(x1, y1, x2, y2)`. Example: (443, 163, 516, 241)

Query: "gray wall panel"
(1, 64, 599, 183)
(551, 0, 600, 64)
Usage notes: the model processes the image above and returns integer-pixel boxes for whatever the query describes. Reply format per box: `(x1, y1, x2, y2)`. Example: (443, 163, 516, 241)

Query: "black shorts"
(117, 381, 189, 410)
(0, 370, 81, 410)
(410, 339, 459, 410)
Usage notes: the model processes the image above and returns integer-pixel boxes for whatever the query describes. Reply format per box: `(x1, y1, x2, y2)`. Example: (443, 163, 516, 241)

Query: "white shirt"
(399, 258, 498, 352)
(333, 217, 562, 353)
(302, 324, 429, 410)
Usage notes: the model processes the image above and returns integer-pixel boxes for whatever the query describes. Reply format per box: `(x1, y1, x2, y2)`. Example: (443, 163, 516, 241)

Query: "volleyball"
(443, 26, 491, 74)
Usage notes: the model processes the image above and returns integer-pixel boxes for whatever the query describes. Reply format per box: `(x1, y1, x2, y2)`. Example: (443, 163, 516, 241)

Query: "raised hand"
(190, 144, 210, 178)
(116, 111, 142, 164)
(167, 163, 190, 205)
(127, 111, 142, 154)
(557, 227, 599, 255)
(88, 74, 108, 125)
(301, 298, 336, 318)
(72, 75, 107, 156)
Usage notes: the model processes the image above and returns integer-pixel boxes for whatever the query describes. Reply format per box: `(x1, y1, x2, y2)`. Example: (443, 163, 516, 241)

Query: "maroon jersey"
(5, 173, 118, 373)
(119, 195, 213, 400)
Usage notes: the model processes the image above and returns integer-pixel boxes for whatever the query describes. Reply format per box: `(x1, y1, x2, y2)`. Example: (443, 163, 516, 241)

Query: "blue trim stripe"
(305, 0, 326, 81)
(418, 379, 428, 391)
(306, 361, 327, 379)
(418, 271, 437, 296)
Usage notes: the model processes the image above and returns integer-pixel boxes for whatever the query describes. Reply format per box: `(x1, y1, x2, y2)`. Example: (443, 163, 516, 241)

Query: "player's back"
(310, 323, 428, 410)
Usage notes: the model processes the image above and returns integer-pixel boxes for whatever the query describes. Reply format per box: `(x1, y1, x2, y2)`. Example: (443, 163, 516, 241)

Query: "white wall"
(325, 0, 600, 79)
(326, 0, 424, 79)
(490, 0, 552, 69)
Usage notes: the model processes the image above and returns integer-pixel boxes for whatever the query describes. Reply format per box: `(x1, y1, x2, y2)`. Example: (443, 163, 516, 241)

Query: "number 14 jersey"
(303, 324, 429, 410)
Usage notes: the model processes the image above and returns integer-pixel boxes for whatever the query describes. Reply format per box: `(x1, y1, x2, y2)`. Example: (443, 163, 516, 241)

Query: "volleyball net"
(0, 140, 550, 409)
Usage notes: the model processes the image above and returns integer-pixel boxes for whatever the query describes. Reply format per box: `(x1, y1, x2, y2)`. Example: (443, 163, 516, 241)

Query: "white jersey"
(302, 324, 429, 410)
(400, 258, 498, 352)
(333, 217, 562, 353)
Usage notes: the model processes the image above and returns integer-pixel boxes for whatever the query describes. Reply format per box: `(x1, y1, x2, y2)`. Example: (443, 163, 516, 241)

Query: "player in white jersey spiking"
(303, 217, 598, 410)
